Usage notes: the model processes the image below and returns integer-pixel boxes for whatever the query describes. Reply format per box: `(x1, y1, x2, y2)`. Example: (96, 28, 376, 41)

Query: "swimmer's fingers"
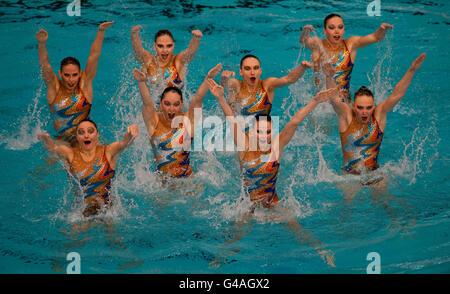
(380, 23, 394, 30)
(36, 29, 48, 43)
(131, 25, 142, 33)
(191, 30, 203, 38)
(221, 70, 235, 79)
(125, 124, 139, 144)
(301, 60, 313, 69)
(99, 21, 115, 31)
(128, 124, 139, 139)
(314, 87, 338, 103)
(132, 68, 146, 82)
(207, 63, 223, 78)
(37, 133, 51, 142)
(410, 53, 426, 71)
(302, 24, 314, 32)
(207, 79, 224, 98)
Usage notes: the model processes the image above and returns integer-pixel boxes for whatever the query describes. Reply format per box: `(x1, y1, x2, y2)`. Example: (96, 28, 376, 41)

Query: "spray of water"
(3, 82, 47, 150)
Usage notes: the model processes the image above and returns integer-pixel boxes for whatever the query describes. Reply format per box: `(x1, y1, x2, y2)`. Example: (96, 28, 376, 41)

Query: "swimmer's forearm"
(286, 63, 308, 84)
(89, 29, 106, 59)
(389, 68, 416, 104)
(38, 43, 53, 80)
(137, 81, 154, 109)
(373, 27, 387, 42)
(182, 34, 201, 64)
(291, 99, 318, 125)
(38, 42, 49, 65)
(131, 30, 146, 63)
(299, 30, 310, 46)
(217, 95, 234, 118)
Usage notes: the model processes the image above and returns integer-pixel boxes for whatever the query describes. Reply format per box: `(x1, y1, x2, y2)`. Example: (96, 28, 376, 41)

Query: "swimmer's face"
(252, 119, 272, 151)
(240, 57, 262, 87)
(353, 95, 375, 124)
(324, 16, 345, 45)
(154, 35, 175, 64)
(160, 91, 183, 123)
(76, 121, 99, 151)
(59, 64, 81, 91)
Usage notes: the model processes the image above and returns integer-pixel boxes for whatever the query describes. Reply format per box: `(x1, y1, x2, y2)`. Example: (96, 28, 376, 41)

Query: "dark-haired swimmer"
(300, 14, 393, 103)
(133, 63, 222, 178)
(131, 27, 202, 89)
(37, 119, 138, 217)
(36, 22, 114, 146)
(325, 53, 425, 183)
(208, 78, 339, 268)
(220, 55, 312, 119)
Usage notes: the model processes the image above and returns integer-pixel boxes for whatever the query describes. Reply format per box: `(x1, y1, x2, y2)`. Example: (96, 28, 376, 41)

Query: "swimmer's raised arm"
(36, 29, 57, 104)
(208, 78, 249, 151)
(265, 60, 312, 90)
(37, 133, 73, 162)
(299, 25, 322, 50)
(84, 21, 114, 86)
(178, 30, 203, 65)
(188, 63, 222, 125)
(276, 88, 338, 155)
(107, 124, 139, 168)
(376, 53, 426, 129)
(131, 25, 151, 65)
(348, 23, 393, 50)
(220, 70, 240, 103)
(132, 68, 158, 136)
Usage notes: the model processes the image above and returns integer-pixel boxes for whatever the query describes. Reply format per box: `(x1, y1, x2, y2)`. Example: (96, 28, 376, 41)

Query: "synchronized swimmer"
(300, 14, 393, 102)
(35, 13, 425, 268)
(37, 21, 114, 146)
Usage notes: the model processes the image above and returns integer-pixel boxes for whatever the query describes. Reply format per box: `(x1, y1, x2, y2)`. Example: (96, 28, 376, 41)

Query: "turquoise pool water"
(0, 0, 449, 274)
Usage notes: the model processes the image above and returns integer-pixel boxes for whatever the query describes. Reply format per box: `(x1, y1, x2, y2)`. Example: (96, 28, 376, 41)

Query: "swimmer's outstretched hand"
(99, 21, 114, 32)
(191, 30, 203, 39)
(313, 87, 338, 103)
(380, 23, 394, 31)
(131, 25, 142, 34)
(410, 53, 426, 71)
(37, 133, 51, 142)
(123, 124, 139, 146)
(221, 70, 235, 80)
(132, 68, 147, 82)
(207, 63, 223, 78)
(302, 24, 315, 32)
(207, 78, 224, 99)
(36, 29, 48, 43)
(301, 60, 313, 69)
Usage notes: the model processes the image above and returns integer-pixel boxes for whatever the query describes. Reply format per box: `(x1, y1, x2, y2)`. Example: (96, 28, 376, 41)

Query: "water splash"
(3, 82, 47, 150)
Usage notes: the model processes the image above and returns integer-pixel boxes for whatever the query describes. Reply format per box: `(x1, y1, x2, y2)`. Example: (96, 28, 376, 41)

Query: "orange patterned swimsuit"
(147, 54, 183, 88)
(242, 150, 280, 207)
(70, 145, 115, 205)
(328, 40, 354, 103)
(340, 113, 383, 173)
(50, 83, 91, 144)
(150, 114, 193, 178)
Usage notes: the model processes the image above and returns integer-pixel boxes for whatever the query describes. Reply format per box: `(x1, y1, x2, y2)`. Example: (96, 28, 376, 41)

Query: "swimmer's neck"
(242, 80, 259, 92)
(79, 146, 97, 160)
(156, 54, 172, 68)
(324, 38, 342, 51)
